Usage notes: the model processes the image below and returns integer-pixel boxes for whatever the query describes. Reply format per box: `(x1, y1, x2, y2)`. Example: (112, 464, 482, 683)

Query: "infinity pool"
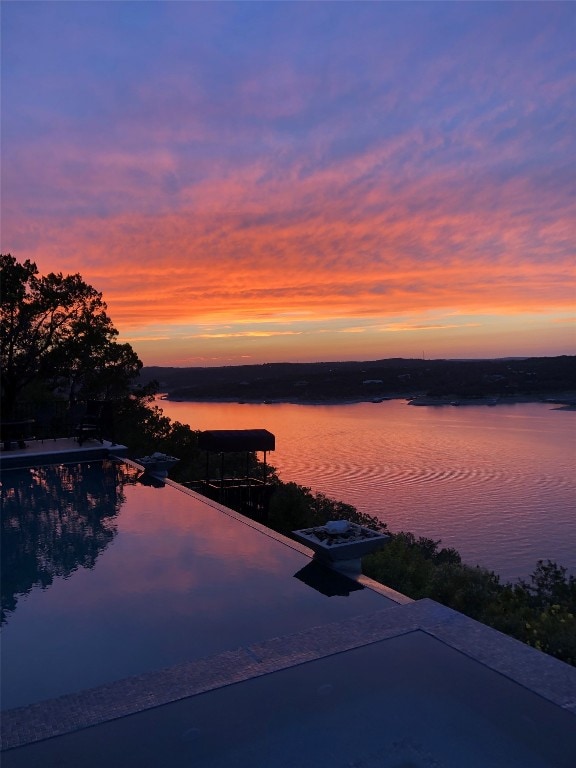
(1, 460, 394, 709)
(2, 460, 575, 767)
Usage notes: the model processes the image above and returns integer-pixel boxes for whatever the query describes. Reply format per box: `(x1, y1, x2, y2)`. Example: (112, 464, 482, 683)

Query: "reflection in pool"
(1, 460, 394, 710)
(1, 461, 123, 624)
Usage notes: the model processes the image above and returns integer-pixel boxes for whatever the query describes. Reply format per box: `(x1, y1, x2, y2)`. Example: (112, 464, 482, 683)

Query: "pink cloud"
(4, 143, 573, 332)
(2, 1, 573, 363)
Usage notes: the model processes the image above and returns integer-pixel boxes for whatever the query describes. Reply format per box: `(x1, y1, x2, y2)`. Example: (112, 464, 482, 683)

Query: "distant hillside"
(138, 356, 576, 404)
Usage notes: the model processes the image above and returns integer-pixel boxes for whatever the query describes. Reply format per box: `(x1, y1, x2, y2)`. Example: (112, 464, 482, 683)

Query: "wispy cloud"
(380, 323, 482, 333)
(2, 2, 574, 363)
(189, 331, 303, 339)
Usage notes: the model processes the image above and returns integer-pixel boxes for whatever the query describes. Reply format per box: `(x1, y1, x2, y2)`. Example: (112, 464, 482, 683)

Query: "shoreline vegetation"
(160, 393, 576, 409)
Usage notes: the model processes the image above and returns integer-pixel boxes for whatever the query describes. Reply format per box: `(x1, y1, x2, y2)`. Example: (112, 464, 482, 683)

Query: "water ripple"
(283, 457, 570, 492)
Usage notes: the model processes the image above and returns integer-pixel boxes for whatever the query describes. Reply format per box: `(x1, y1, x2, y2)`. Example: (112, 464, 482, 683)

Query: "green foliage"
(268, 482, 389, 537)
(362, 532, 462, 599)
(520, 559, 576, 611)
(508, 561, 576, 664)
(522, 604, 576, 664)
(427, 563, 502, 618)
(268, 482, 317, 534)
(478, 582, 576, 665)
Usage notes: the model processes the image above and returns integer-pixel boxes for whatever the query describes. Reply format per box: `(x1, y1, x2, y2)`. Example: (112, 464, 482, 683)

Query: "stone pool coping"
(2, 598, 575, 751)
(0, 438, 127, 469)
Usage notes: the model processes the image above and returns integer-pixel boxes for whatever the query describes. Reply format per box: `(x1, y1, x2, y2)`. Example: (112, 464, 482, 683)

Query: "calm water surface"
(1, 461, 390, 708)
(159, 399, 575, 581)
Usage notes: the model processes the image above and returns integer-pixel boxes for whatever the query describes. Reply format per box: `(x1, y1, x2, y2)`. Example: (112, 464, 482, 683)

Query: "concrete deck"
(3, 598, 575, 752)
(0, 438, 128, 468)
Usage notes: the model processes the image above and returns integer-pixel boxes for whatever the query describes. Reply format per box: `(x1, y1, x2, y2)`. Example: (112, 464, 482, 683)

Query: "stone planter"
(137, 452, 179, 480)
(292, 520, 389, 567)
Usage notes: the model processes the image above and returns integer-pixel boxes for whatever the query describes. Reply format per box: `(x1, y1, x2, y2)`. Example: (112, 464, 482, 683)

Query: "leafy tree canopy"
(1, 254, 142, 414)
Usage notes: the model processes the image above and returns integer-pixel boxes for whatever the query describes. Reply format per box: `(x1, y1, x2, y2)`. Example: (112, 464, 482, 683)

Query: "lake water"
(158, 399, 575, 582)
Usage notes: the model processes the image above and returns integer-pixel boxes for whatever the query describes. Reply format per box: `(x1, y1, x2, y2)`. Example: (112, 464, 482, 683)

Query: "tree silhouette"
(0, 254, 142, 415)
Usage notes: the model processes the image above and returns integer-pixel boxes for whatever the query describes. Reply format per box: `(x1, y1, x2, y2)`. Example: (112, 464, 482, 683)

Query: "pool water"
(1, 460, 394, 709)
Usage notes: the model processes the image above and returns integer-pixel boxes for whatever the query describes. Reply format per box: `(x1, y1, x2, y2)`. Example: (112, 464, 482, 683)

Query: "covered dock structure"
(196, 429, 275, 518)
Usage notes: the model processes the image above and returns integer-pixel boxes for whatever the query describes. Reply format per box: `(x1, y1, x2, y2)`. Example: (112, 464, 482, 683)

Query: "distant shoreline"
(160, 393, 576, 409)
(145, 357, 575, 409)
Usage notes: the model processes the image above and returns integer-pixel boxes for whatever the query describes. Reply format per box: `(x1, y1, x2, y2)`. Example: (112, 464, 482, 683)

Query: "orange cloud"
(7, 147, 573, 333)
(2, 1, 574, 363)
(191, 331, 303, 339)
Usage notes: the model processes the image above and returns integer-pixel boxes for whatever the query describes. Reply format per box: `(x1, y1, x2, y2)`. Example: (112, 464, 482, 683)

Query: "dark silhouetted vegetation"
(139, 355, 576, 404)
(1, 254, 142, 416)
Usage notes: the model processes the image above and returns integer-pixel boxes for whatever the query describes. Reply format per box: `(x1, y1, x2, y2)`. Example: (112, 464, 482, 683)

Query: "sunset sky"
(2, 1, 574, 366)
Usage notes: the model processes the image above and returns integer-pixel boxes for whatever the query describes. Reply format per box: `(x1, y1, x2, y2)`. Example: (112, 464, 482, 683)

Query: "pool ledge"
(0, 438, 128, 469)
(2, 598, 574, 751)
